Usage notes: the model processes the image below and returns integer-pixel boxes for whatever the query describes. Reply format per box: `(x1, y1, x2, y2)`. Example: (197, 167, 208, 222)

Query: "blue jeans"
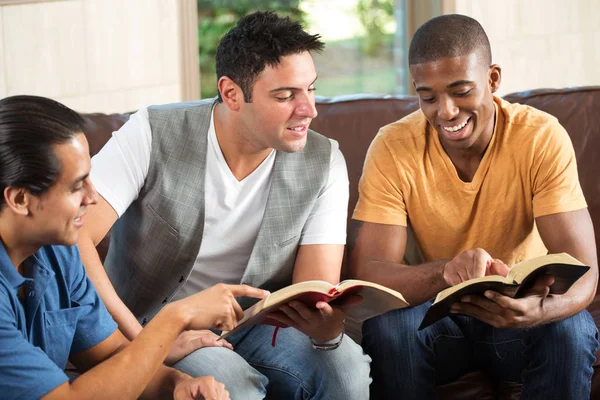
(362, 302, 599, 400)
(173, 324, 371, 399)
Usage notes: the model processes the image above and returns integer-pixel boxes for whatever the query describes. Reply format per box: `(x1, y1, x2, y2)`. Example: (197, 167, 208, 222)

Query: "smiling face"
(235, 51, 319, 153)
(28, 133, 97, 246)
(410, 52, 501, 155)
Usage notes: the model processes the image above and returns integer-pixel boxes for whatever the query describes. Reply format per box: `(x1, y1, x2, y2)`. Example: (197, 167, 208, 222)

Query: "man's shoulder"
(499, 97, 559, 131)
(369, 110, 429, 156)
(379, 109, 428, 142)
(147, 98, 217, 113)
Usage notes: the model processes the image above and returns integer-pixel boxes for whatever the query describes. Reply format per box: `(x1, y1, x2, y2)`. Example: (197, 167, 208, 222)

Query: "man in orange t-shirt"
(350, 14, 599, 400)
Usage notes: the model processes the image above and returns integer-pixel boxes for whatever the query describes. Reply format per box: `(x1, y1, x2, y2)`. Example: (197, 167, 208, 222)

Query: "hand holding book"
(266, 293, 363, 343)
(443, 249, 510, 286)
(420, 253, 590, 329)
(219, 279, 409, 342)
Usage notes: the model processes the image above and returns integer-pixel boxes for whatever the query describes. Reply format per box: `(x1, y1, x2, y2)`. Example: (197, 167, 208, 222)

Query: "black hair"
(409, 14, 492, 66)
(0, 95, 85, 209)
(215, 10, 324, 103)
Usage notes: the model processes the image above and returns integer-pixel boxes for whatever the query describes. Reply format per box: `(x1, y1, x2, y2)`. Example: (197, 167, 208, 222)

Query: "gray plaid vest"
(104, 99, 331, 325)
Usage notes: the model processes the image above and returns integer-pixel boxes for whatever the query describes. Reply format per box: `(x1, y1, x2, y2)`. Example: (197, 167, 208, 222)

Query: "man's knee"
(363, 306, 425, 352)
(539, 311, 599, 355)
(172, 347, 267, 400)
(314, 336, 371, 400)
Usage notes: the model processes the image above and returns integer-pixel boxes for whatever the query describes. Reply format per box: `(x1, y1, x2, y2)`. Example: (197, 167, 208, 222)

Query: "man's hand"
(267, 295, 363, 342)
(443, 248, 510, 286)
(450, 275, 554, 329)
(173, 376, 230, 400)
(173, 284, 269, 332)
(165, 330, 234, 365)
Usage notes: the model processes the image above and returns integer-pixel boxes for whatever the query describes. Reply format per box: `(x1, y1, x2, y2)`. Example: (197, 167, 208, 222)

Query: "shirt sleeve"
(90, 107, 152, 216)
(65, 247, 118, 354)
(531, 118, 587, 218)
(352, 131, 408, 226)
(299, 139, 349, 245)
(0, 295, 68, 399)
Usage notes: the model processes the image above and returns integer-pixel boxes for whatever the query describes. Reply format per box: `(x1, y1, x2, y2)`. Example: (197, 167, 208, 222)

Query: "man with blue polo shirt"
(0, 244, 117, 397)
(0, 95, 267, 399)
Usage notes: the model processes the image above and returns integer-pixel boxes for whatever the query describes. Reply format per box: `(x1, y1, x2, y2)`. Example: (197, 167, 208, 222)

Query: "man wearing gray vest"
(77, 11, 371, 400)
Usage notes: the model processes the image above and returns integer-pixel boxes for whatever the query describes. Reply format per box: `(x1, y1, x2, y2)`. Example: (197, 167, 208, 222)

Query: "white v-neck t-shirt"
(90, 105, 349, 300)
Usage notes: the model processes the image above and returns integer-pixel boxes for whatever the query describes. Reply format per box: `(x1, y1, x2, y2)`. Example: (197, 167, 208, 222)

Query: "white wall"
(450, 0, 600, 95)
(0, 0, 198, 113)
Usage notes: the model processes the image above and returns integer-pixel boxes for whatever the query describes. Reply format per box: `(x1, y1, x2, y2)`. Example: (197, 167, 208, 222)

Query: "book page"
(434, 275, 507, 303)
(222, 279, 409, 339)
(343, 285, 409, 321)
(508, 253, 582, 284)
(261, 280, 335, 308)
(231, 281, 335, 330)
(337, 279, 406, 297)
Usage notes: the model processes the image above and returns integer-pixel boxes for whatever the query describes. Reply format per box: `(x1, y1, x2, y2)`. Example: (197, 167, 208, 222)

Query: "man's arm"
(453, 209, 598, 328)
(80, 187, 236, 365)
(347, 220, 509, 305)
(77, 194, 144, 338)
(292, 244, 344, 285)
(264, 142, 353, 341)
(536, 208, 598, 310)
(277, 223, 501, 340)
(265, 244, 348, 342)
(42, 283, 263, 399)
(348, 221, 447, 305)
(45, 327, 179, 400)
(43, 310, 195, 399)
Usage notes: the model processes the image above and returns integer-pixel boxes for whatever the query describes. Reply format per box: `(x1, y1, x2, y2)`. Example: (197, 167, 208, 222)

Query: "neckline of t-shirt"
(208, 106, 276, 186)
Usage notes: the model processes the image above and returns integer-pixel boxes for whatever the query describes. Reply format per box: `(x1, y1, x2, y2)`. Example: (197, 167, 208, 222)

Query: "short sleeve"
(65, 247, 118, 353)
(90, 107, 152, 216)
(352, 131, 408, 226)
(531, 119, 587, 218)
(300, 139, 349, 245)
(0, 296, 68, 399)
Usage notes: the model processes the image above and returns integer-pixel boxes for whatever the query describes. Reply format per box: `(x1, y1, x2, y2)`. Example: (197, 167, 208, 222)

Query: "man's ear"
(3, 187, 31, 216)
(218, 76, 244, 111)
(489, 64, 502, 93)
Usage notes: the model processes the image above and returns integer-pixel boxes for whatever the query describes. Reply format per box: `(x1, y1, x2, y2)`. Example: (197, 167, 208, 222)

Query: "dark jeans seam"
(430, 333, 465, 341)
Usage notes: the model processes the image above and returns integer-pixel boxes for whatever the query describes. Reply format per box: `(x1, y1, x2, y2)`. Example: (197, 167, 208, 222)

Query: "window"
(197, 0, 411, 98)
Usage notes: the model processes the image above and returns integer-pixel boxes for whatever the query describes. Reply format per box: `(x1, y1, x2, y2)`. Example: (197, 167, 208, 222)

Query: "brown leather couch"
(81, 87, 600, 399)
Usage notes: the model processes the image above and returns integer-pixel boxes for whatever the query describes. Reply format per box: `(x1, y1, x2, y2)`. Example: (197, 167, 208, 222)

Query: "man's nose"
(437, 96, 459, 120)
(296, 93, 318, 119)
(83, 179, 98, 206)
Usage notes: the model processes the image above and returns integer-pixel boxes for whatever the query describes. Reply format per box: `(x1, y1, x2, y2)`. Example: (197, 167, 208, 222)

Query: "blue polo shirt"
(0, 241, 117, 399)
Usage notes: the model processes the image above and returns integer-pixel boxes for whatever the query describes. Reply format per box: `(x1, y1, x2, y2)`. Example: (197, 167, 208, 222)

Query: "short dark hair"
(0, 95, 85, 209)
(215, 11, 324, 103)
(408, 14, 492, 66)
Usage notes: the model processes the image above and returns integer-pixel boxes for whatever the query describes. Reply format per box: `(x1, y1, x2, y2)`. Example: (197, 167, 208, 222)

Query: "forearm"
(140, 365, 189, 400)
(535, 208, 599, 324)
(78, 238, 143, 339)
(357, 259, 450, 305)
(292, 244, 344, 285)
(68, 305, 186, 400)
(539, 269, 598, 325)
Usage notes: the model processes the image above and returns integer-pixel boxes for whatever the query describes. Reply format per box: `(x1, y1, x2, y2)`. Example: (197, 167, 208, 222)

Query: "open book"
(220, 279, 409, 340)
(419, 253, 590, 330)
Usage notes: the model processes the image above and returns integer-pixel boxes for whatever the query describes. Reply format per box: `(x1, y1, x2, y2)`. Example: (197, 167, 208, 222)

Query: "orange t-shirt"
(353, 96, 587, 266)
